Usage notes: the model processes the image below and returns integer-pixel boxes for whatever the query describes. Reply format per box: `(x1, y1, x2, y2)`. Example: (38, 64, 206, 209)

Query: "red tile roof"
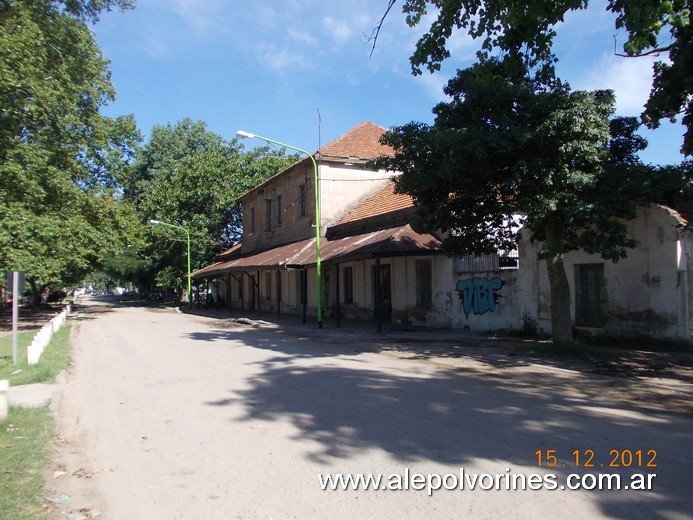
(333, 182, 415, 226)
(238, 121, 394, 201)
(318, 121, 394, 160)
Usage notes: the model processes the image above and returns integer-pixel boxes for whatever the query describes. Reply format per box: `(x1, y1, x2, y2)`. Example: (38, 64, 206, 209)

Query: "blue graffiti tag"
(456, 277, 504, 318)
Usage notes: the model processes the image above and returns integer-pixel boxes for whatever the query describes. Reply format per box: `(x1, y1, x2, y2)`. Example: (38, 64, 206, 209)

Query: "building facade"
(193, 122, 693, 339)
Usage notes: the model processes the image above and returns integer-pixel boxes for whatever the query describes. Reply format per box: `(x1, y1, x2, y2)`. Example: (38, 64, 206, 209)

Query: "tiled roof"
(669, 202, 693, 228)
(332, 182, 414, 226)
(318, 121, 394, 160)
(238, 121, 393, 201)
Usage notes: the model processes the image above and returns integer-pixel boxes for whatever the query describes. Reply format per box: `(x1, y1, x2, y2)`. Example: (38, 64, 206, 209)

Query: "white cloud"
(323, 16, 354, 45)
(258, 44, 313, 73)
(574, 53, 659, 115)
(415, 72, 449, 102)
(142, 31, 171, 59)
(170, 0, 229, 33)
(288, 28, 318, 47)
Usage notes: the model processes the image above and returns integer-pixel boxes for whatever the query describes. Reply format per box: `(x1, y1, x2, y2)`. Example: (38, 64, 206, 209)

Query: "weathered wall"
(216, 205, 691, 338)
(522, 205, 690, 338)
(240, 161, 391, 254)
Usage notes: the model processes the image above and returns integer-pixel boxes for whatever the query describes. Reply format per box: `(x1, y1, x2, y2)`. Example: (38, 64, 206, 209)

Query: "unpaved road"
(47, 299, 692, 519)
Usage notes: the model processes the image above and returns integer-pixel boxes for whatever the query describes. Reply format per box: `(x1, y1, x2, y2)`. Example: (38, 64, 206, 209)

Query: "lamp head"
(149, 219, 161, 225)
(236, 130, 255, 139)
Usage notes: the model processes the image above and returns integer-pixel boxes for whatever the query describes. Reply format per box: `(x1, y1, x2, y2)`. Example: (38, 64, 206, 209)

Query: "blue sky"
(92, 0, 686, 165)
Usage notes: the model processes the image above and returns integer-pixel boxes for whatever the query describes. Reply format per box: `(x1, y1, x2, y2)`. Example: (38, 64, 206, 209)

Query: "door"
(372, 263, 392, 322)
(575, 264, 607, 327)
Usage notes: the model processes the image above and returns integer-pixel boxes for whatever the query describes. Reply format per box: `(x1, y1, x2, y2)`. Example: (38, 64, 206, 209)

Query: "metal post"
(302, 270, 307, 324)
(335, 265, 341, 328)
(236, 131, 322, 328)
(375, 257, 382, 334)
(149, 220, 191, 307)
(12, 271, 18, 365)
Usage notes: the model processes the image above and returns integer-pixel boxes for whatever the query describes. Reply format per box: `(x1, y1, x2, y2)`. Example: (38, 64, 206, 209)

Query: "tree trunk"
(28, 276, 39, 308)
(544, 222, 573, 346)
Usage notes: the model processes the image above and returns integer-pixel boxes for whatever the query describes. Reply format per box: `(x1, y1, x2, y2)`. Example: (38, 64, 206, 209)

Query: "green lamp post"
(149, 219, 191, 307)
(236, 130, 323, 329)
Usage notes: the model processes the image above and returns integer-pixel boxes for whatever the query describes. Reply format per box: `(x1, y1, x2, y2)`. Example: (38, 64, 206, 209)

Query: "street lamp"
(149, 219, 191, 308)
(236, 130, 323, 329)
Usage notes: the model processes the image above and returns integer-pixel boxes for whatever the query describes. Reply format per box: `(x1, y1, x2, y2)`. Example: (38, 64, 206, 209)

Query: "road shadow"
(182, 307, 693, 384)
(187, 325, 692, 519)
(0, 304, 71, 334)
(185, 325, 692, 415)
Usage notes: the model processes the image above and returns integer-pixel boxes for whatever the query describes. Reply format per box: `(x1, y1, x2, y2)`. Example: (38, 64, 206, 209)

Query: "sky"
(91, 0, 687, 166)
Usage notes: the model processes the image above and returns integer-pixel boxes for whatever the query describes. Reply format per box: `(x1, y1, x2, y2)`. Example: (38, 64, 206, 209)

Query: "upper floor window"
(265, 199, 272, 231)
(276, 194, 283, 225)
(299, 184, 306, 217)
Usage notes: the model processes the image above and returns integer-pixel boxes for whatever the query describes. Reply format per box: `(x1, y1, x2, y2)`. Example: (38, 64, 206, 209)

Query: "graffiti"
(456, 277, 504, 318)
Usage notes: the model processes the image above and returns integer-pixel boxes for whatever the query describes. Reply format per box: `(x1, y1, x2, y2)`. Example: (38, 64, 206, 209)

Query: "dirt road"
(47, 299, 692, 519)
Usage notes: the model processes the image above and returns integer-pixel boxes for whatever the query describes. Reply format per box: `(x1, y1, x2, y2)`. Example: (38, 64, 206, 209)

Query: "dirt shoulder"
(0, 304, 71, 336)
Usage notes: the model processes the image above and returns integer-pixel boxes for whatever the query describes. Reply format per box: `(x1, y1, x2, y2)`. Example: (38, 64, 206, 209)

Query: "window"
(276, 194, 282, 225)
(415, 259, 433, 308)
(249, 207, 255, 234)
(343, 266, 353, 304)
(299, 184, 306, 217)
(265, 199, 272, 231)
(575, 264, 607, 327)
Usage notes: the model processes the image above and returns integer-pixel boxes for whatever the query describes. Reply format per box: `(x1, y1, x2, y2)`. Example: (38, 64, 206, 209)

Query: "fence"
(27, 304, 71, 365)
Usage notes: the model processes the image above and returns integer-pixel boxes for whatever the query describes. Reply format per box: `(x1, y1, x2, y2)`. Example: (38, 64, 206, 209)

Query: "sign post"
(6, 271, 25, 365)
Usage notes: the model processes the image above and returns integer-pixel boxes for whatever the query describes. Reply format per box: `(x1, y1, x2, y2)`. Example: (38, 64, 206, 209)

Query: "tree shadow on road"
(188, 326, 692, 520)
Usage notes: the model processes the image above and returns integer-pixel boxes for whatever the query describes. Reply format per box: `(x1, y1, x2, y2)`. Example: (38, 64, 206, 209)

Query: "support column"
(335, 264, 341, 328)
(302, 269, 307, 324)
(276, 270, 281, 319)
(375, 257, 382, 334)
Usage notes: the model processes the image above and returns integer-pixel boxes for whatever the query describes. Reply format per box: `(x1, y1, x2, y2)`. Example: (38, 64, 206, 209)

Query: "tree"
(374, 60, 687, 344)
(372, 0, 692, 155)
(0, 0, 140, 298)
(125, 119, 297, 297)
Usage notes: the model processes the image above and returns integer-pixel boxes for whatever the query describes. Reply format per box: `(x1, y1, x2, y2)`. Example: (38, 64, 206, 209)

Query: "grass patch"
(0, 406, 54, 520)
(0, 325, 72, 385)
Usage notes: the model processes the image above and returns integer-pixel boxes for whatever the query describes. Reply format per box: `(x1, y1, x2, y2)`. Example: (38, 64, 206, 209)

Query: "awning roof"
(192, 224, 441, 279)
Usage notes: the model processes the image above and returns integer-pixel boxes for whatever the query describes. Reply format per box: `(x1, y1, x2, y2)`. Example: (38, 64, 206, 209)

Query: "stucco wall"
(521, 205, 690, 338)
(240, 161, 392, 254)
(215, 206, 690, 338)
(241, 164, 315, 253)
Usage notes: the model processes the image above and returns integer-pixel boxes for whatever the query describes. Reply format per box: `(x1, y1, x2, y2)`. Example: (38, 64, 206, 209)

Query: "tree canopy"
(0, 0, 140, 295)
(125, 119, 298, 294)
(375, 0, 692, 155)
(374, 60, 687, 343)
